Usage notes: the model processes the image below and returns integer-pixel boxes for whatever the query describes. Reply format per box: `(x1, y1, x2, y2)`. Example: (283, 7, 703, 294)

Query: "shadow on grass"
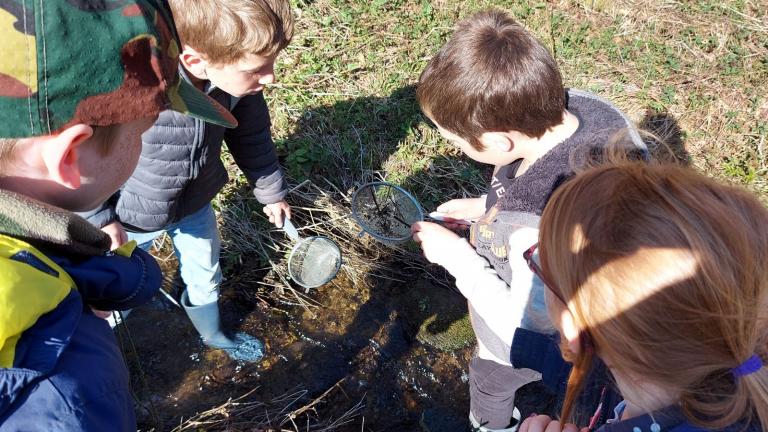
(638, 109, 690, 165)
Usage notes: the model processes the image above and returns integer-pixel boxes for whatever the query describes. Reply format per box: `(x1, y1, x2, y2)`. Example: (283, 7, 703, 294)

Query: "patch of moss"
(416, 312, 475, 352)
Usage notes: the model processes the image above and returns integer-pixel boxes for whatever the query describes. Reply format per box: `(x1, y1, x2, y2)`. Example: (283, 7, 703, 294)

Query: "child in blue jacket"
(0, 1, 235, 429)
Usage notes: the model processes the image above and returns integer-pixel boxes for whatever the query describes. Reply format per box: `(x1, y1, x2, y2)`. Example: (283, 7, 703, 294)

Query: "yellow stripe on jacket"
(0, 235, 75, 368)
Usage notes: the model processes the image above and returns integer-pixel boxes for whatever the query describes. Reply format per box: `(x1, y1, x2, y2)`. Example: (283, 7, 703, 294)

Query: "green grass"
(244, 0, 768, 203)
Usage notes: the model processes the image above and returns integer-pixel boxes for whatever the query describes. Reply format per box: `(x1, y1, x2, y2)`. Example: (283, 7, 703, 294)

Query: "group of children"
(0, 1, 765, 431)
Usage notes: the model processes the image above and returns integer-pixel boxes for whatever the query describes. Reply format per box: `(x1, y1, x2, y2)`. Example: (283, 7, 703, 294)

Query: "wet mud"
(123, 255, 477, 431)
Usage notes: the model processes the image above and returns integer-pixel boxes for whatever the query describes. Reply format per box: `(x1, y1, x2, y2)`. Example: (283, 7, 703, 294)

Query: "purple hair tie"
(732, 354, 763, 377)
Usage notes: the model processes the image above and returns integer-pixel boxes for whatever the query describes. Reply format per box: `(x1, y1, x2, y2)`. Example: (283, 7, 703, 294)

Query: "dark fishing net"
(351, 182, 423, 242)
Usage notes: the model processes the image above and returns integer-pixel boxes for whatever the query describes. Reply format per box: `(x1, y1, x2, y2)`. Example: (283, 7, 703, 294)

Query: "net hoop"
(350, 181, 425, 243)
(287, 235, 342, 289)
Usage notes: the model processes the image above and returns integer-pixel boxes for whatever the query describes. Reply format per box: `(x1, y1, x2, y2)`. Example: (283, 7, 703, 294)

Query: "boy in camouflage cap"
(0, 1, 234, 430)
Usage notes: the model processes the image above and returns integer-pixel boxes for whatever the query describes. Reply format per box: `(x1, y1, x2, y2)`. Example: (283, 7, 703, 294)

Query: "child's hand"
(101, 220, 128, 250)
(436, 197, 486, 221)
(263, 201, 291, 228)
(91, 308, 113, 320)
(411, 221, 461, 266)
(519, 415, 587, 432)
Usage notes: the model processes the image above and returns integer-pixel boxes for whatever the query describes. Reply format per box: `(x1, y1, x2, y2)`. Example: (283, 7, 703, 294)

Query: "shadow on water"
(123, 85, 480, 431)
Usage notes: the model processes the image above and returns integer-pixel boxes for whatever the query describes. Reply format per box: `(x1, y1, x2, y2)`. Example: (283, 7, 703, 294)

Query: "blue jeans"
(128, 204, 222, 306)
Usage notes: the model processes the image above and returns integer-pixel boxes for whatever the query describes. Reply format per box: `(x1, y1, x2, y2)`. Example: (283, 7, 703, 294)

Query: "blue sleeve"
(50, 248, 162, 311)
(511, 328, 623, 427)
(510, 327, 571, 394)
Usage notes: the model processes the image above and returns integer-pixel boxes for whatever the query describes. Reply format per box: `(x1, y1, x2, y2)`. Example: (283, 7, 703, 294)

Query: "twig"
(283, 378, 346, 424)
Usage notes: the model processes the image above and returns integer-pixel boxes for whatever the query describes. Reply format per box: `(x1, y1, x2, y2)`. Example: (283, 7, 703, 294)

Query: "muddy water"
(123, 255, 475, 431)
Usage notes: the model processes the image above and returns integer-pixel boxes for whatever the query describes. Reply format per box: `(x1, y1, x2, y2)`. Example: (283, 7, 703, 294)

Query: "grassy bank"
(263, 0, 766, 198)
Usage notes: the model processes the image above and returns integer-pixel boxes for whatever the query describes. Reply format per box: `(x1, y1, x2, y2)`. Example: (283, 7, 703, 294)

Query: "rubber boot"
(181, 290, 265, 362)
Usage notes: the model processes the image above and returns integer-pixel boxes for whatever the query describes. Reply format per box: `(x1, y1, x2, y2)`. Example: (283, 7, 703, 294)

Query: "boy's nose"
(258, 73, 275, 85)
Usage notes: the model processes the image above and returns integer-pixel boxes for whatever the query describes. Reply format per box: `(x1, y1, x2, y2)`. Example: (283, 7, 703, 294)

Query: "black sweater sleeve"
(224, 92, 287, 204)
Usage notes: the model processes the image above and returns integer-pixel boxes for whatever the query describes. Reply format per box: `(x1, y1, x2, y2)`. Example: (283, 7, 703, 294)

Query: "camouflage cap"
(0, 0, 237, 139)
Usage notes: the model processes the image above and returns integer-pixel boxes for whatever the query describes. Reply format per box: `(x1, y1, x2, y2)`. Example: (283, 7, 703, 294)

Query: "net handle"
(283, 218, 301, 241)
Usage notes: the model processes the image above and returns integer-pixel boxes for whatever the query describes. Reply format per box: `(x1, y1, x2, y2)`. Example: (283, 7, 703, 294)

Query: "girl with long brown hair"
(519, 161, 768, 432)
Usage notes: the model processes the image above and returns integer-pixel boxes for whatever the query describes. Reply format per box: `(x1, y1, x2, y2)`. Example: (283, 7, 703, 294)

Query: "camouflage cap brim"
(171, 77, 237, 128)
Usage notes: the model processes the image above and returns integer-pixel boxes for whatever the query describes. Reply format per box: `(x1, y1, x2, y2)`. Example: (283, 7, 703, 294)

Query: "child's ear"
(479, 132, 513, 152)
(560, 308, 582, 356)
(40, 124, 93, 189)
(179, 46, 208, 79)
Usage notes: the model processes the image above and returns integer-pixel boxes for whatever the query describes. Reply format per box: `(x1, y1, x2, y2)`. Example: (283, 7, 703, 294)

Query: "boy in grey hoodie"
(412, 9, 644, 431)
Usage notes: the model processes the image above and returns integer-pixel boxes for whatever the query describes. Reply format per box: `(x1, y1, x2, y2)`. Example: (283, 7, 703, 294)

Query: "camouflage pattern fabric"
(0, 0, 236, 139)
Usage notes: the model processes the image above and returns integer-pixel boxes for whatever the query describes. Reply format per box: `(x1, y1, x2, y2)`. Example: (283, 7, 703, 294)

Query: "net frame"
(287, 235, 342, 289)
(350, 181, 425, 243)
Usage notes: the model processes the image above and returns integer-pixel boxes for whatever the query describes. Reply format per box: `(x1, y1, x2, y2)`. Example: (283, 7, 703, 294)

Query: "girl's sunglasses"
(523, 242, 566, 305)
(523, 242, 596, 352)
(524, 243, 602, 429)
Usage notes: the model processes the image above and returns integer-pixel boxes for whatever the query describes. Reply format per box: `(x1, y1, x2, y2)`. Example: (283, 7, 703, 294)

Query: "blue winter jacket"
(0, 236, 161, 431)
(596, 403, 761, 432)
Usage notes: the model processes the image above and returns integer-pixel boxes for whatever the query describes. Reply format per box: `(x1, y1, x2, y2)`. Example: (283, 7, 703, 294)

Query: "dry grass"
(171, 382, 364, 432)
(215, 169, 453, 308)
(551, 0, 768, 194)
